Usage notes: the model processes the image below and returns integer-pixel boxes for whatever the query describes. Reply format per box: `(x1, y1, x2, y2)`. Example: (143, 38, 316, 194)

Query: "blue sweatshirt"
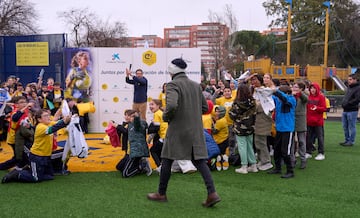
(126, 76, 148, 103)
(273, 90, 296, 132)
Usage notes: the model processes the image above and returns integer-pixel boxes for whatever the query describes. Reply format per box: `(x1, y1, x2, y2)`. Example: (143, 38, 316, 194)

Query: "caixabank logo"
(106, 53, 126, 64)
(142, 50, 156, 66)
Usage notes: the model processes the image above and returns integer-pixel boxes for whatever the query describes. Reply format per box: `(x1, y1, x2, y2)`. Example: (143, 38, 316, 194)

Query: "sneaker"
(54, 169, 71, 176)
(267, 169, 282, 174)
(183, 169, 197, 174)
(215, 155, 222, 171)
(315, 153, 325, 161)
(235, 166, 248, 174)
(269, 148, 274, 156)
(145, 159, 153, 176)
(299, 161, 306, 169)
(222, 155, 229, 171)
(61, 170, 71, 175)
(339, 142, 347, 146)
(305, 153, 312, 159)
(1, 169, 20, 183)
(342, 142, 354, 147)
(247, 164, 258, 173)
(258, 163, 273, 171)
(155, 165, 161, 174)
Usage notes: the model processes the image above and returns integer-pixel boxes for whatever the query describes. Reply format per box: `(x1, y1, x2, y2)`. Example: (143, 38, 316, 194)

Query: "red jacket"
(306, 83, 326, 126)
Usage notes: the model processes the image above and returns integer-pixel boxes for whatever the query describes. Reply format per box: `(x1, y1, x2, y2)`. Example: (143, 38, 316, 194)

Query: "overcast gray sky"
(32, 0, 272, 37)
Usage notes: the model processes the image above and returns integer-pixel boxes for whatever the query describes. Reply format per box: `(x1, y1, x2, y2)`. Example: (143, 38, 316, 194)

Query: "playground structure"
(244, 1, 352, 92)
(244, 58, 351, 91)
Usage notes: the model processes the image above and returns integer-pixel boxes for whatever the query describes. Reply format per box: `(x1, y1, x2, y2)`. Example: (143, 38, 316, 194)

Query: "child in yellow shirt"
(212, 106, 229, 171)
(2, 109, 71, 183)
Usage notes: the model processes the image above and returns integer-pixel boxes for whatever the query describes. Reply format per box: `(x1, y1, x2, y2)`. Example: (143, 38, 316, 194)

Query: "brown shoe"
(202, 192, 221, 207)
(147, 192, 168, 202)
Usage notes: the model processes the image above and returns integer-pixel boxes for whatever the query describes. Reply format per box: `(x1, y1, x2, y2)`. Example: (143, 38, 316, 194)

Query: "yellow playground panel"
(244, 58, 351, 90)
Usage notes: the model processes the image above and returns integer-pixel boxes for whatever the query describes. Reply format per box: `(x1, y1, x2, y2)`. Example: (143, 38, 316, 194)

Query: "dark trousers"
(306, 126, 324, 154)
(79, 113, 89, 133)
(116, 154, 143, 178)
(158, 158, 216, 195)
(274, 132, 294, 173)
(18, 153, 54, 182)
(150, 140, 163, 167)
(218, 138, 229, 155)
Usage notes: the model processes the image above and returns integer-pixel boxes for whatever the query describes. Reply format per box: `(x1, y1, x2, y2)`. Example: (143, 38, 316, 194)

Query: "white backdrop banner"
(64, 48, 201, 132)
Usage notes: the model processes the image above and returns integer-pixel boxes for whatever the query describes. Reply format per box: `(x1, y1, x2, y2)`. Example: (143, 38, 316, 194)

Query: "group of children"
(0, 71, 331, 182)
(200, 73, 330, 179)
(103, 72, 330, 180)
(0, 95, 73, 183)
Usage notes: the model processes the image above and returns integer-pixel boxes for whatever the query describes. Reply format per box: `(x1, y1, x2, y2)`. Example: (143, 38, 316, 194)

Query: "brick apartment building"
(128, 22, 229, 76)
(164, 23, 229, 76)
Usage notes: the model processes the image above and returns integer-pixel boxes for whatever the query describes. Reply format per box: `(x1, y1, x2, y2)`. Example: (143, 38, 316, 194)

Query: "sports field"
(0, 121, 359, 218)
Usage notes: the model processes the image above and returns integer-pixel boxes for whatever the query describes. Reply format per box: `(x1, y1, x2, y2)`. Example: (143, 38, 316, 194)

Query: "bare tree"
(88, 20, 129, 47)
(58, 8, 129, 47)
(58, 8, 96, 47)
(207, 4, 240, 79)
(0, 0, 39, 35)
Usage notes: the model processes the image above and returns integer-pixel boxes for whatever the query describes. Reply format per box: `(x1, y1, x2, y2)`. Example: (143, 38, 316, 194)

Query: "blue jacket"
(273, 90, 296, 132)
(126, 76, 148, 103)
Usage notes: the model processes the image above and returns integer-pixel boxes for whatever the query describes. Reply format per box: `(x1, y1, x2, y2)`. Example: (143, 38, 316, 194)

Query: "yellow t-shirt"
(215, 97, 234, 125)
(202, 114, 212, 131)
(31, 123, 54, 156)
(6, 120, 18, 145)
(323, 97, 330, 119)
(213, 117, 229, 144)
(158, 92, 166, 108)
(153, 110, 168, 139)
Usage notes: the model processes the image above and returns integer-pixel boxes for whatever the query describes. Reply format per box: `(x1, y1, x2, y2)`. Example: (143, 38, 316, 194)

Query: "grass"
(0, 121, 360, 218)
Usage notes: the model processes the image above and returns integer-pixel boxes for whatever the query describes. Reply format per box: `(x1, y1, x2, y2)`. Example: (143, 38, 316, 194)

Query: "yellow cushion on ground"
(0, 133, 157, 172)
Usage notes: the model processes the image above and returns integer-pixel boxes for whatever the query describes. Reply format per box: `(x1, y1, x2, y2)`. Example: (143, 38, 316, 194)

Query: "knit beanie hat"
(168, 58, 187, 75)
(215, 105, 226, 118)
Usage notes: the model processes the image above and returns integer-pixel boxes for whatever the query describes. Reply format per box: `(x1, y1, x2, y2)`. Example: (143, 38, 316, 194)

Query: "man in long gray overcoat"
(147, 58, 221, 207)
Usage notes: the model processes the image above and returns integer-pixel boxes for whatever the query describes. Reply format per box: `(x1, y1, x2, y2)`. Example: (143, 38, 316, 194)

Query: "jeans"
(342, 111, 358, 144)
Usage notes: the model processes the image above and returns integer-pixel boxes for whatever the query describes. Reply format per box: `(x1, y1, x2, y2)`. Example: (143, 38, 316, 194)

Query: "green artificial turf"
(0, 121, 359, 218)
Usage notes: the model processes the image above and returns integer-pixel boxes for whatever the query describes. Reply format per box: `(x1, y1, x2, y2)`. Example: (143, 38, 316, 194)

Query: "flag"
(47, 99, 55, 110)
(323, 1, 331, 8)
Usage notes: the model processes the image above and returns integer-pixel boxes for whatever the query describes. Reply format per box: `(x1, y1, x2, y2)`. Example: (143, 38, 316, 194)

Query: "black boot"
(300, 161, 306, 169)
(281, 171, 294, 179)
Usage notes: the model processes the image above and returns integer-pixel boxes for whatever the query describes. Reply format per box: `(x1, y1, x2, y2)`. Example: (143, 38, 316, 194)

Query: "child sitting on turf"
(114, 110, 152, 178)
(113, 109, 135, 170)
(212, 105, 229, 171)
(2, 109, 71, 183)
